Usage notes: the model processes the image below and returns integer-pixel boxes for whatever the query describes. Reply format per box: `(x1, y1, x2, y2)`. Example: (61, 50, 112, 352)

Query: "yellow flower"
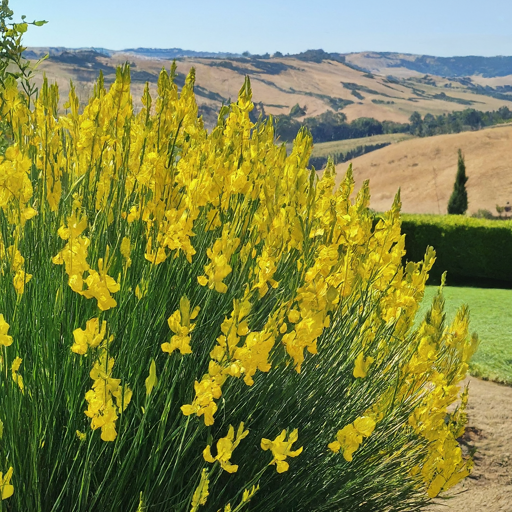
(120, 236, 132, 268)
(353, 353, 375, 379)
(82, 267, 120, 311)
(57, 212, 87, 240)
(251, 249, 279, 298)
(52, 235, 91, 294)
(71, 318, 107, 355)
(135, 279, 148, 299)
(127, 205, 139, 223)
(281, 310, 325, 372)
(161, 296, 200, 355)
(203, 423, 249, 473)
(328, 416, 376, 461)
(0, 315, 13, 347)
(7, 246, 24, 273)
(190, 468, 209, 512)
(13, 269, 32, 295)
(181, 362, 226, 426)
(198, 226, 240, 293)
(261, 429, 303, 473)
(144, 237, 167, 265)
(232, 330, 274, 386)
(84, 351, 132, 441)
(0, 466, 14, 500)
(76, 430, 87, 442)
(11, 357, 24, 393)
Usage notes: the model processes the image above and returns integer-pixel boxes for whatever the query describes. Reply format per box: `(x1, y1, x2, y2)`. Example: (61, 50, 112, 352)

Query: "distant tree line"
(274, 106, 512, 143)
(408, 106, 512, 136)
(275, 111, 408, 143)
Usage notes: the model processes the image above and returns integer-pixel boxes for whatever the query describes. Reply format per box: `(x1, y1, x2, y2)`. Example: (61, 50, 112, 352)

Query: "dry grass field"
(310, 133, 415, 158)
(336, 124, 512, 215)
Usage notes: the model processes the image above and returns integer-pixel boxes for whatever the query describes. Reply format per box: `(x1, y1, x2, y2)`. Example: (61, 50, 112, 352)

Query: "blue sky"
(12, 0, 512, 57)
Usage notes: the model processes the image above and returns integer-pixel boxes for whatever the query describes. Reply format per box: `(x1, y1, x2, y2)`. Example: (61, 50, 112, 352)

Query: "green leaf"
(14, 22, 27, 33)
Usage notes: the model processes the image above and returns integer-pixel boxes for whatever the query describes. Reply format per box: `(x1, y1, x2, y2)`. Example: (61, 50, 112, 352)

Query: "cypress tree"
(447, 149, 468, 215)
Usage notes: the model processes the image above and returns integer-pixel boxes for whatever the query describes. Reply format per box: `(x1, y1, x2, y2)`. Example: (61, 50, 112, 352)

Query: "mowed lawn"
(418, 286, 512, 385)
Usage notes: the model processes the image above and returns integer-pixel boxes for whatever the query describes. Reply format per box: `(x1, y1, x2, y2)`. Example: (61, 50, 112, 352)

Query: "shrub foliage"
(0, 66, 476, 511)
(402, 214, 512, 286)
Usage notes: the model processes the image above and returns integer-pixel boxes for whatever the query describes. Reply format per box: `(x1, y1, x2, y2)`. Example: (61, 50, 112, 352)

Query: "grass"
(309, 133, 415, 157)
(419, 286, 512, 385)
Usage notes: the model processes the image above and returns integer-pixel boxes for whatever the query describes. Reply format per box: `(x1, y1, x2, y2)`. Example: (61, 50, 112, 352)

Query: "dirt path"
(426, 376, 512, 511)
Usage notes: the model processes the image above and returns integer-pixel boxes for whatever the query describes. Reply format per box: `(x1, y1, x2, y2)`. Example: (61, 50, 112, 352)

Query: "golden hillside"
(28, 49, 512, 129)
(336, 124, 512, 214)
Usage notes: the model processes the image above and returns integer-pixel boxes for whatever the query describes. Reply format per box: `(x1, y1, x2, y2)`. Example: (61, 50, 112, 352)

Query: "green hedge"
(400, 214, 512, 286)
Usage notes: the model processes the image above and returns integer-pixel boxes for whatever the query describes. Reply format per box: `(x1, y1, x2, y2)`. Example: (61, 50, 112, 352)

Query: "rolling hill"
(335, 123, 512, 215)
(344, 52, 512, 79)
(26, 48, 512, 129)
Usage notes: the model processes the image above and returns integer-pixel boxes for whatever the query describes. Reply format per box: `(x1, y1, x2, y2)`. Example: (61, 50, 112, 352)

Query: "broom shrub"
(0, 65, 476, 511)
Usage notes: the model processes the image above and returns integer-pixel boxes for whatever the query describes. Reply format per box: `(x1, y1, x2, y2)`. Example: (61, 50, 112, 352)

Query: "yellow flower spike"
(144, 237, 167, 265)
(199, 226, 240, 293)
(242, 484, 259, 502)
(57, 212, 88, 241)
(232, 330, 275, 386)
(11, 357, 24, 394)
(162, 297, 200, 355)
(13, 269, 32, 295)
(82, 260, 121, 311)
(190, 468, 209, 512)
(261, 428, 303, 473)
(145, 359, 158, 397)
(0, 466, 14, 501)
(120, 236, 132, 268)
(71, 318, 107, 355)
(6, 246, 32, 295)
(181, 362, 227, 425)
(203, 423, 249, 473)
(84, 351, 132, 441)
(0, 315, 13, 347)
